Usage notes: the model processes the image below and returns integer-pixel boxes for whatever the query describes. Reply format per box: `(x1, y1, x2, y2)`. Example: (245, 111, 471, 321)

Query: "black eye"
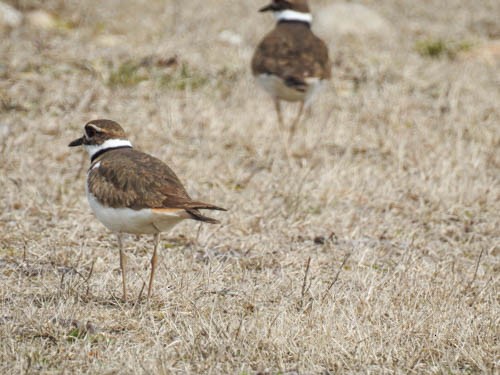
(85, 125, 97, 138)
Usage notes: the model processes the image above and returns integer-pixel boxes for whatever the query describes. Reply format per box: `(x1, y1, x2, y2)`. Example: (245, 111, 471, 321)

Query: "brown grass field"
(1, 0, 499, 373)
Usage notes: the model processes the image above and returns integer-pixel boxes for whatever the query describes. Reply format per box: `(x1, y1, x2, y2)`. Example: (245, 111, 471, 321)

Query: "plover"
(252, 0, 331, 141)
(69, 119, 226, 301)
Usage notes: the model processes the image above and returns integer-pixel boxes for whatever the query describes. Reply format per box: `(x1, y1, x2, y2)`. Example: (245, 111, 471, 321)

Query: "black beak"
(68, 137, 84, 147)
(259, 4, 275, 12)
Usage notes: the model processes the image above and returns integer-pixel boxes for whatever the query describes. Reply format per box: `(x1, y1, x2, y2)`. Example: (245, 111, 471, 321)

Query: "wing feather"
(251, 24, 331, 84)
(88, 149, 216, 210)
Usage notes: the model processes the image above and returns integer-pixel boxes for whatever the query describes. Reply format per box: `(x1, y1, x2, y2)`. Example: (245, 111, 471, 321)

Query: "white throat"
(275, 10, 312, 24)
(85, 139, 132, 159)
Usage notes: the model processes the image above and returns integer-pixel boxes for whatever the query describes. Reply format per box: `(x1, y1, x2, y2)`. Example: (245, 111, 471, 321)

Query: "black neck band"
(90, 146, 132, 163)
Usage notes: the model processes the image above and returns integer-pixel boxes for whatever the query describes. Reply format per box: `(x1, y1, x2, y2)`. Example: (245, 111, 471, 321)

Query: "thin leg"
(147, 233, 161, 300)
(289, 100, 305, 143)
(117, 234, 127, 301)
(273, 98, 293, 161)
(274, 98, 285, 132)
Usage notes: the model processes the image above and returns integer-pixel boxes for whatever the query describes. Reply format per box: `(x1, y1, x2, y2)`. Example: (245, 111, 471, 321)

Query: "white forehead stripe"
(85, 139, 132, 159)
(275, 10, 312, 24)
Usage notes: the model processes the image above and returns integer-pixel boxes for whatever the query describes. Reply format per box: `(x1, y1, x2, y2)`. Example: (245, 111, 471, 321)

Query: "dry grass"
(1, 0, 499, 373)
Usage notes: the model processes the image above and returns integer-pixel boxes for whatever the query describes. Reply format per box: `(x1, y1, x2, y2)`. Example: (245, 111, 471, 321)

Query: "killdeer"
(69, 119, 226, 301)
(251, 0, 331, 141)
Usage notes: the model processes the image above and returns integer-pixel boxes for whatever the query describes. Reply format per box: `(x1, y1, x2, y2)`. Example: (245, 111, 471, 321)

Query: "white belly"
(86, 192, 185, 235)
(255, 74, 326, 104)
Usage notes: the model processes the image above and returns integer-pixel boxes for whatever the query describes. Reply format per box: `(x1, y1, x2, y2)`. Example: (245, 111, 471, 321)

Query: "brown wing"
(252, 23, 331, 85)
(88, 148, 225, 213)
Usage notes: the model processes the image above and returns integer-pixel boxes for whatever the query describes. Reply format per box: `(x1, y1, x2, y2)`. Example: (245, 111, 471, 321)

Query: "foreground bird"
(252, 0, 331, 141)
(69, 119, 226, 301)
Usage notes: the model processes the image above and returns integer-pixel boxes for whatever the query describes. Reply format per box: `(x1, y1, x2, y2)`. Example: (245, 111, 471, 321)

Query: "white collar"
(275, 10, 312, 24)
(85, 139, 132, 159)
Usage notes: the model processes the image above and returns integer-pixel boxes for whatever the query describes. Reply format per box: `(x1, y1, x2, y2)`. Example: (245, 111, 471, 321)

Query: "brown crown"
(69, 119, 129, 147)
(85, 119, 127, 140)
(259, 0, 310, 13)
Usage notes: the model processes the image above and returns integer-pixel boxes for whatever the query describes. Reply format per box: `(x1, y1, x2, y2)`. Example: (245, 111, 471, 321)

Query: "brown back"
(252, 22, 331, 83)
(88, 148, 219, 211)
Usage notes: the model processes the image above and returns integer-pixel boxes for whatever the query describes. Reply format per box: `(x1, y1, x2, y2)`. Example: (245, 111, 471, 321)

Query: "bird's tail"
(185, 202, 227, 224)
